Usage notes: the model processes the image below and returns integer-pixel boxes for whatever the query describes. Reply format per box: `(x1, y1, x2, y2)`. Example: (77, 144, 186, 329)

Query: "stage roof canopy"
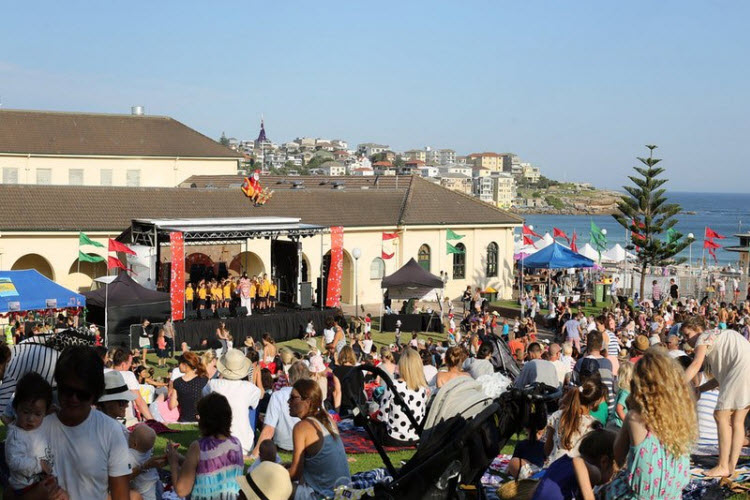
(127, 217, 327, 245)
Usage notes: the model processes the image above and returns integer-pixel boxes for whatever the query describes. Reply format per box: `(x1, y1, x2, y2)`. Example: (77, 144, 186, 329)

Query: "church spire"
(256, 117, 268, 143)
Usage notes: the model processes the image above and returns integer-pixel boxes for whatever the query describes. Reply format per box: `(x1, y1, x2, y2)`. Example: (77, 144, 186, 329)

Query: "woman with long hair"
(544, 379, 604, 464)
(376, 347, 428, 445)
(288, 379, 351, 499)
(167, 393, 244, 499)
(215, 321, 232, 356)
(261, 333, 277, 363)
(435, 346, 470, 388)
(602, 350, 695, 498)
(201, 349, 218, 380)
(331, 346, 365, 418)
(378, 346, 398, 387)
(169, 351, 209, 422)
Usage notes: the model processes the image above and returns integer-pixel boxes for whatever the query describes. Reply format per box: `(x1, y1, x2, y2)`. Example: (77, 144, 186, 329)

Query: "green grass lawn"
(491, 298, 615, 318)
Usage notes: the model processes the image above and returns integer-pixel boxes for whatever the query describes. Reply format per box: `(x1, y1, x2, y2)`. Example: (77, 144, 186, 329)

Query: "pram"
(346, 365, 557, 499)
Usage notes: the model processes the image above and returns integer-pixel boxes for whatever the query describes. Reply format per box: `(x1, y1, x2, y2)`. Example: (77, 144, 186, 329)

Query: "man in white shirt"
(250, 361, 310, 458)
(548, 343, 571, 386)
(42, 346, 131, 499)
(610, 277, 620, 305)
(111, 347, 153, 423)
(513, 342, 560, 390)
(666, 334, 687, 358)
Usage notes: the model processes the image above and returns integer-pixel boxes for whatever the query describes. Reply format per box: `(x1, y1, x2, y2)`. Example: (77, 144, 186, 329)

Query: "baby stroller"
(347, 365, 555, 499)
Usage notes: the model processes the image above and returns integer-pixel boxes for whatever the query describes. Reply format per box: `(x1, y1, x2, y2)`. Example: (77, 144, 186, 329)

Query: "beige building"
(0, 109, 242, 187)
(404, 149, 427, 162)
(438, 173, 473, 195)
(0, 175, 522, 305)
(468, 152, 502, 171)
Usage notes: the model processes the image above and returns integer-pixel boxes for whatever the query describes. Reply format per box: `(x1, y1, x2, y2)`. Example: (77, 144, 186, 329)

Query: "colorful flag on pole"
(553, 227, 570, 243)
(382, 232, 399, 240)
(326, 226, 344, 308)
(446, 229, 465, 240)
(447, 242, 465, 254)
(108, 239, 136, 255)
(522, 235, 536, 247)
(522, 225, 542, 239)
(107, 256, 127, 270)
(589, 221, 607, 252)
(78, 251, 105, 263)
(705, 227, 725, 239)
(570, 231, 578, 253)
(170, 232, 185, 321)
(703, 239, 721, 249)
(382, 250, 394, 259)
(79, 232, 105, 248)
(665, 228, 677, 244)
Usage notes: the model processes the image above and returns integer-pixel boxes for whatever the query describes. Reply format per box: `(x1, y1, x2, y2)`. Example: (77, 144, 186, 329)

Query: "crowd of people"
(184, 273, 278, 316)
(0, 281, 748, 499)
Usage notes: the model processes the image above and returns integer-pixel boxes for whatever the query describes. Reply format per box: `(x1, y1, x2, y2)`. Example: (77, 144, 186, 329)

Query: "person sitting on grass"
(544, 379, 604, 465)
(167, 392, 244, 500)
(435, 346, 470, 389)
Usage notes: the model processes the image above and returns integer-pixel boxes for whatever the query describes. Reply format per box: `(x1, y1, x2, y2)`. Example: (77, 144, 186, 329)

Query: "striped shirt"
(606, 331, 620, 357)
(696, 388, 719, 448)
(0, 335, 59, 415)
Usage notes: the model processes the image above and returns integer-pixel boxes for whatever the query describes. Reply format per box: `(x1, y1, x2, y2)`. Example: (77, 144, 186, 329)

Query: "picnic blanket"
(339, 427, 416, 454)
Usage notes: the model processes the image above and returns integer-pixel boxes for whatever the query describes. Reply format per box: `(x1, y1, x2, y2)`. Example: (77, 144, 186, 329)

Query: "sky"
(2, 1, 748, 192)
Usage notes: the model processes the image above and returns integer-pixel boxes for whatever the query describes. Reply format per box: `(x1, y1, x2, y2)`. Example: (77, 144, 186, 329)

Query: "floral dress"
(602, 432, 690, 500)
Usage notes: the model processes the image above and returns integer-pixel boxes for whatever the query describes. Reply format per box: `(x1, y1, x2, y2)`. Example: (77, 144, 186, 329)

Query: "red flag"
(708, 248, 718, 263)
(631, 218, 645, 230)
(523, 225, 542, 238)
(705, 227, 725, 239)
(107, 256, 127, 270)
(108, 239, 136, 255)
(632, 232, 646, 242)
(553, 227, 570, 243)
(382, 232, 398, 240)
(522, 235, 536, 247)
(703, 239, 721, 249)
(382, 250, 394, 259)
(570, 231, 578, 253)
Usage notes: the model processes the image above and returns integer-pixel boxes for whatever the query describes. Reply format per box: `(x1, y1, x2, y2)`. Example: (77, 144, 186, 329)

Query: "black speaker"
(233, 306, 248, 317)
(198, 309, 214, 320)
(300, 282, 312, 309)
(186, 310, 198, 320)
(217, 307, 230, 318)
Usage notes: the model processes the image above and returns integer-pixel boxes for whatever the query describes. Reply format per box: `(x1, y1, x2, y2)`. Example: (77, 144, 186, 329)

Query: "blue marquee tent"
(520, 242, 595, 269)
(0, 270, 85, 312)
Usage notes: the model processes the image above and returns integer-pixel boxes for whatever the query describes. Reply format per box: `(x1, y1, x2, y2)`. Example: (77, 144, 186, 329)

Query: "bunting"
(79, 232, 105, 248)
(108, 239, 136, 255)
(446, 229, 465, 240)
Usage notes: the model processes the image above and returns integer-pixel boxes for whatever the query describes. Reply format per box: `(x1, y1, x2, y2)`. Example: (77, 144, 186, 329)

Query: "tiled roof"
(468, 152, 501, 158)
(0, 175, 522, 232)
(372, 161, 393, 167)
(0, 109, 242, 158)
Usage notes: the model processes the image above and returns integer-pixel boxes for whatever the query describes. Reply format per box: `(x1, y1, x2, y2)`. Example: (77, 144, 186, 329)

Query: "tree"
(613, 145, 692, 298)
(219, 132, 230, 147)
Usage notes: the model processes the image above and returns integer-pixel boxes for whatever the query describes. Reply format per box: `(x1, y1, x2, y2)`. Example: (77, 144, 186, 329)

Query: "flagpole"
(701, 227, 706, 270)
(105, 281, 109, 347)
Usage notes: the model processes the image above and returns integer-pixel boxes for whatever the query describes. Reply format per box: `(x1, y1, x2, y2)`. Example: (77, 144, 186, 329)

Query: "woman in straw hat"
(202, 348, 262, 457)
(238, 461, 293, 500)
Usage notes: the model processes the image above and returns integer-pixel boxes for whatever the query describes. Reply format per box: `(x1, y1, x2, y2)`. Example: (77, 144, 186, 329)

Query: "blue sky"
(2, 1, 748, 192)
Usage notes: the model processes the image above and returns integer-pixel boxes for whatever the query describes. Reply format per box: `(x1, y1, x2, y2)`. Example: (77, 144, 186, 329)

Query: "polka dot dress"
(380, 379, 427, 442)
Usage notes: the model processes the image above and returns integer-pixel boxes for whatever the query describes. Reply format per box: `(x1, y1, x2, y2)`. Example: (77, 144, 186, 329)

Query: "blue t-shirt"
(512, 439, 545, 468)
(531, 455, 579, 500)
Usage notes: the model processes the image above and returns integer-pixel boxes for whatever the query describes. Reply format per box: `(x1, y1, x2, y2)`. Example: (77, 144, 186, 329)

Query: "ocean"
(523, 192, 750, 266)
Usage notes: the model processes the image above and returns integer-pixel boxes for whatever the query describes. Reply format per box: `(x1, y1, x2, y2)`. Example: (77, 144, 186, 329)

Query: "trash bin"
(594, 283, 604, 305)
(603, 284, 611, 302)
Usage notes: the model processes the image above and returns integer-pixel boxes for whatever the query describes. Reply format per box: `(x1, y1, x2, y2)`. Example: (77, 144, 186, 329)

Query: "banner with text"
(326, 226, 344, 308)
(170, 231, 185, 320)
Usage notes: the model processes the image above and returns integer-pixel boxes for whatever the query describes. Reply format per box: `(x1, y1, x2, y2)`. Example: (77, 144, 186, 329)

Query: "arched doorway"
(323, 250, 354, 304)
(68, 258, 107, 292)
(186, 252, 214, 283)
(300, 253, 310, 282)
(229, 251, 265, 278)
(12, 254, 54, 280)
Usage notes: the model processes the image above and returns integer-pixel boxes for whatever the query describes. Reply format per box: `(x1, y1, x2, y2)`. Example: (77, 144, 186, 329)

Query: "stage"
(381, 313, 443, 333)
(174, 308, 334, 349)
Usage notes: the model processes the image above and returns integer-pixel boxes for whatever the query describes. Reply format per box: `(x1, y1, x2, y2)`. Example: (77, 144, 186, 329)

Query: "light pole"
(687, 233, 695, 297)
(352, 248, 361, 316)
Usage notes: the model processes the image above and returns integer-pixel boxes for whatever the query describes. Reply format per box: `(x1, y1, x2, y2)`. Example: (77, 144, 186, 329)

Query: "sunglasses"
(58, 384, 93, 402)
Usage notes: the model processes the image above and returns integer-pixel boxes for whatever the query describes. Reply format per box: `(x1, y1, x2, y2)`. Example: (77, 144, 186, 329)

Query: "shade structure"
(0, 270, 85, 312)
(601, 244, 636, 263)
(578, 243, 601, 261)
(381, 258, 444, 299)
(520, 242, 595, 269)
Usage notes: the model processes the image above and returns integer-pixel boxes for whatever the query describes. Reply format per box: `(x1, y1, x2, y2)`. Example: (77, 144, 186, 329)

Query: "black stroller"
(347, 365, 556, 499)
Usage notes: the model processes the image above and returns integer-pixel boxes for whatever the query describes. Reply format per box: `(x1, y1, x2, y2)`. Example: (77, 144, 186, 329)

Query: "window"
(2, 167, 18, 184)
(126, 169, 140, 187)
(486, 242, 498, 277)
(452, 243, 466, 279)
(68, 169, 84, 185)
(418, 244, 431, 272)
(100, 169, 113, 186)
(370, 258, 385, 279)
(36, 169, 51, 185)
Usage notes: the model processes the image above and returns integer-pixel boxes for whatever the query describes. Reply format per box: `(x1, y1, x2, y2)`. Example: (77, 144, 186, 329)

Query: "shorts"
(139, 337, 151, 348)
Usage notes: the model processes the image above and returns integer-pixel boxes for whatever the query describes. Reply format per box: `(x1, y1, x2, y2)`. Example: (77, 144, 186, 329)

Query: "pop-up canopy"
(521, 242, 595, 269)
(0, 270, 85, 312)
(381, 258, 444, 299)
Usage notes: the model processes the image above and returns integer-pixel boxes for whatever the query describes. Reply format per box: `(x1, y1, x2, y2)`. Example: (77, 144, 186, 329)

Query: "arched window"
(370, 257, 385, 279)
(452, 243, 466, 279)
(418, 244, 431, 272)
(486, 242, 498, 277)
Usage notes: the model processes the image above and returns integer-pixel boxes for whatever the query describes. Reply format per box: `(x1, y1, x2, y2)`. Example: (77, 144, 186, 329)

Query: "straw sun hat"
(216, 349, 252, 380)
(238, 462, 293, 500)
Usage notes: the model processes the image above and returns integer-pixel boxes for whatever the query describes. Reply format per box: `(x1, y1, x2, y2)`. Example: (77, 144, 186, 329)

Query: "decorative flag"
(447, 242, 465, 254)
(553, 227, 570, 243)
(108, 239, 136, 255)
(107, 256, 127, 270)
(703, 239, 721, 249)
(630, 218, 645, 230)
(382, 232, 399, 240)
(589, 221, 607, 253)
(326, 226, 344, 308)
(665, 228, 677, 244)
(78, 251, 105, 263)
(708, 248, 719, 263)
(522, 236, 536, 247)
(79, 232, 105, 248)
(632, 232, 646, 242)
(522, 225, 542, 239)
(382, 232, 397, 259)
(382, 250, 394, 259)
(446, 229, 465, 240)
(170, 232, 185, 321)
(705, 227, 725, 239)
(570, 231, 578, 253)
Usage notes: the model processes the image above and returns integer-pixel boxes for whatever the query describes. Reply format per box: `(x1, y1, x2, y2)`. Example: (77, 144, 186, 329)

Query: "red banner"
(107, 256, 127, 270)
(326, 226, 344, 308)
(108, 238, 136, 255)
(170, 232, 185, 321)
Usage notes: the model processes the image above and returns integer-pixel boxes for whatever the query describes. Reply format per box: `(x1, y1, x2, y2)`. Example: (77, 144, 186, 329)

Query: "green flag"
(666, 228, 677, 244)
(446, 229, 464, 241)
(447, 242, 465, 255)
(79, 232, 105, 248)
(78, 251, 105, 263)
